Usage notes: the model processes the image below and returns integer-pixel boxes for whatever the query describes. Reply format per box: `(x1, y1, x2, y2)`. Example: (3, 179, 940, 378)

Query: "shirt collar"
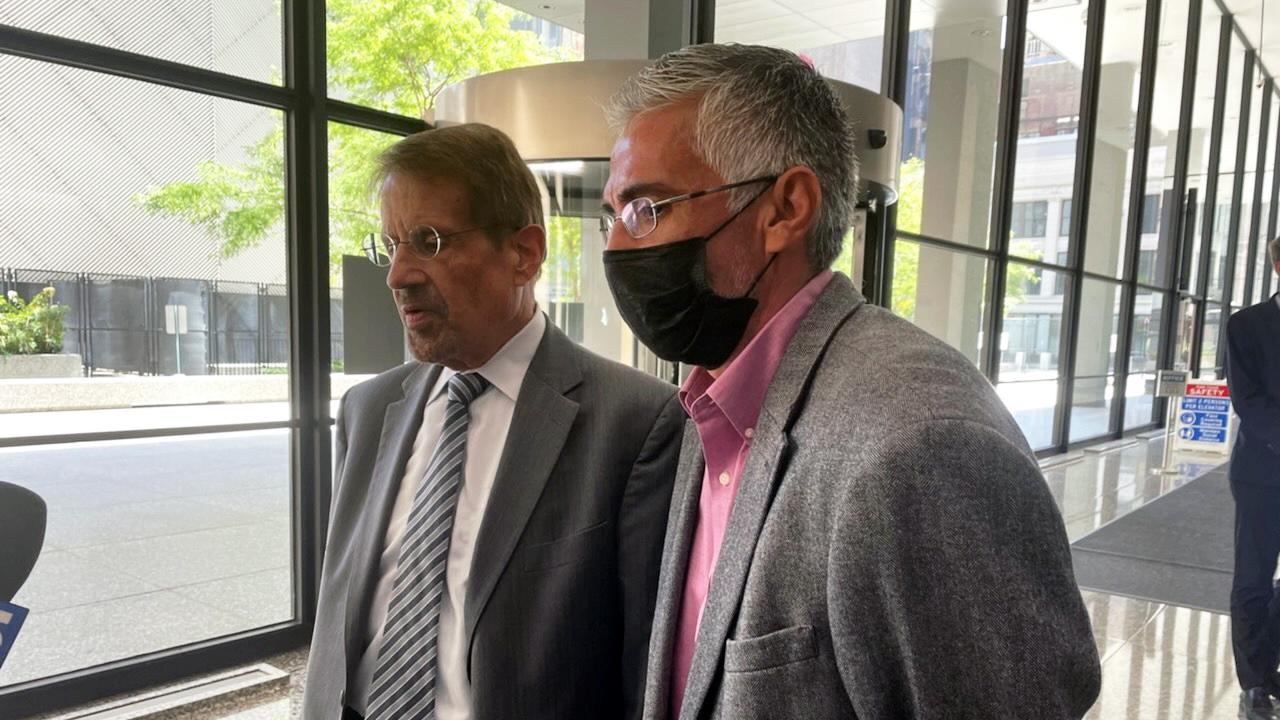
(434, 311, 547, 403)
(679, 270, 834, 437)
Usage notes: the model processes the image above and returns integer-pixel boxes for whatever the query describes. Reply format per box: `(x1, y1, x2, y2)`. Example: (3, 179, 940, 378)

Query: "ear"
(760, 166, 822, 256)
(509, 224, 547, 286)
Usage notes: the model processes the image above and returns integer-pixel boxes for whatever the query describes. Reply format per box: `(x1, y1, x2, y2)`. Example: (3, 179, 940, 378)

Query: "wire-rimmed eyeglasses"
(599, 175, 777, 241)
(363, 225, 490, 267)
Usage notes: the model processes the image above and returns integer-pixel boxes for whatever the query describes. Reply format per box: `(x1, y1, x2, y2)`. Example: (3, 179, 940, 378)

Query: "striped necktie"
(366, 372, 491, 720)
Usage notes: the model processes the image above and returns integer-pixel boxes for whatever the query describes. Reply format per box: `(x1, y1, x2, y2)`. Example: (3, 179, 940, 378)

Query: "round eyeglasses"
(599, 175, 777, 241)
(363, 225, 489, 267)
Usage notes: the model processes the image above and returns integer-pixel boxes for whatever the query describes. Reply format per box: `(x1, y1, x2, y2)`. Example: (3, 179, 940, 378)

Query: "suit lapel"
(343, 363, 442, 663)
(463, 323, 583, 664)
(643, 421, 704, 717)
(679, 274, 863, 720)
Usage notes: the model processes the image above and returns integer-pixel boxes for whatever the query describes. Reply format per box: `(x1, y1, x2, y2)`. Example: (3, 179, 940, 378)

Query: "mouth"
(398, 304, 438, 330)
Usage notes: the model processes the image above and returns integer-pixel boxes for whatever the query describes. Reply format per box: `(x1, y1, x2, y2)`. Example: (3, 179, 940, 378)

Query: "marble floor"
(25, 433, 1247, 719)
(1043, 435, 1242, 720)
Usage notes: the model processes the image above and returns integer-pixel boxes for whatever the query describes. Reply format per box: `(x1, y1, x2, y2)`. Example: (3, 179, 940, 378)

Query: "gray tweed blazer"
(644, 273, 1101, 720)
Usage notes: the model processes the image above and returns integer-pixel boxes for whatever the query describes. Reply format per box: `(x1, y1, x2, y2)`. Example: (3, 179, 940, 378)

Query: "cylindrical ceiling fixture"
(432, 60, 902, 205)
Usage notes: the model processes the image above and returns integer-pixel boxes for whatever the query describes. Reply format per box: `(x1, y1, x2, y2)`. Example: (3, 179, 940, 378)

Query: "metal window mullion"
(1111, 0, 1164, 434)
(1242, 80, 1273, 304)
(0, 23, 295, 111)
(875, 0, 912, 309)
(284, 0, 329, 629)
(327, 98, 429, 136)
(1190, 14, 1235, 374)
(1216, 49, 1255, 372)
(884, 0, 912, 104)
(1055, 0, 1108, 452)
(693, 0, 715, 43)
(982, 0, 1030, 383)
(1157, 0, 1203, 384)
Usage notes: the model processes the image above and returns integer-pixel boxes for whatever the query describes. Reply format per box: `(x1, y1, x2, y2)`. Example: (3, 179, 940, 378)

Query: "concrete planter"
(0, 353, 83, 379)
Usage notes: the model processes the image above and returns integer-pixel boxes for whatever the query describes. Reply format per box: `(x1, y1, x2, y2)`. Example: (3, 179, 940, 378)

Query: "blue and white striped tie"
(366, 372, 490, 720)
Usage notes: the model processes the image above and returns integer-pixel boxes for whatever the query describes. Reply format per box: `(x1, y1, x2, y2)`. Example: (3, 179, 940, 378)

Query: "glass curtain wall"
(0, 0, 586, 715)
(0, 2, 295, 701)
(716, 0, 1277, 454)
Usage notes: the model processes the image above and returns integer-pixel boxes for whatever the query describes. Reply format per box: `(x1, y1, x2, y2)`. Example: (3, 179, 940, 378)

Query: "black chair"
(0, 481, 47, 602)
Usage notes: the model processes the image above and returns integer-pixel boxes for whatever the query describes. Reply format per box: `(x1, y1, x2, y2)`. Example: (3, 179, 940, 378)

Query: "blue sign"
(1181, 397, 1232, 412)
(1179, 427, 1228, 442)
(1179, 411, 1229, 428)
(0, 601, 28, 670)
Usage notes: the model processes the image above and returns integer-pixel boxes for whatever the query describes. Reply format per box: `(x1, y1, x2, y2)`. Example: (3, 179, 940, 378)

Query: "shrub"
(0, 287, 69, 355)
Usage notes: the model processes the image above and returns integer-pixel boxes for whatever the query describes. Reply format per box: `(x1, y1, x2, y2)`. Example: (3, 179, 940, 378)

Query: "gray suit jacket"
(304, 320, 684, 719)
(644, 275, 1101, 720)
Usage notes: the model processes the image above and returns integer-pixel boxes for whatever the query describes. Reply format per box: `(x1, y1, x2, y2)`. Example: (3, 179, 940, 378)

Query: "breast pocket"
(521, 520, 611, 573)
(724, 624, 818, 673)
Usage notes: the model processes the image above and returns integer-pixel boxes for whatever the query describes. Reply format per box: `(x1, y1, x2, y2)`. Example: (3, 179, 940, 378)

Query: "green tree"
(135, 0, 568, 282)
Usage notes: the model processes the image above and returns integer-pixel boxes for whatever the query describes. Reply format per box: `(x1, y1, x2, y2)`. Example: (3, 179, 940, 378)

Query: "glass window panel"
(1010, 2, 1089, 265)
(998, 263, 1065, 450)
(0, 0, 282, 84)
(0, 55, 293, 687)
(326, 1, 584, 116)
(1070, 375, 1115, 442)
(0, 431, 292, 686)
(890, 239, 989, 366)
(898, 0, 1007, 249)
(1199, 300, 1223, 373)
(1252, 213, 1273, 303)
(1125, 289, 1165, 428)
(1174, 296, 1197, 370)
(327, 122, 404, 403)
(1082, 0, 1147, 279)
(529, 160, 651, 372)
(1011, 200, 1049, 238)
(715, 0, 886, 92)
(0, 55, 288, 412)
(1183, 1, 1224, 292)
(1232, 63, 1265, 307)
(1207, 32, 1244, 301)
(1069, 278, 1122, 442)
(1123, 372, 1156, 428)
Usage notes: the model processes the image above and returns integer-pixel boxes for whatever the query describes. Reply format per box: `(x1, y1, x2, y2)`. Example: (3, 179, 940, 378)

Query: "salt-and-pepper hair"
(1269, 236, 1280, 265)
(606, 44, 859, 270)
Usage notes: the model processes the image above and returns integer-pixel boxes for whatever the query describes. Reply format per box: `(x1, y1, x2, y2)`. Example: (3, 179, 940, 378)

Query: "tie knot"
(447, 372, 490, 406)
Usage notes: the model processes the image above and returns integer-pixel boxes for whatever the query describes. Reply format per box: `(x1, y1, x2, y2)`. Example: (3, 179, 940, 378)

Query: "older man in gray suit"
(600, 44, 1101, 719)
(303, 123, 683, 720)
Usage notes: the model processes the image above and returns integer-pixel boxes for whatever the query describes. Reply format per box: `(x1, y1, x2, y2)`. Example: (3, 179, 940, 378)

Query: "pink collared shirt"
(669, 270, 834, 717)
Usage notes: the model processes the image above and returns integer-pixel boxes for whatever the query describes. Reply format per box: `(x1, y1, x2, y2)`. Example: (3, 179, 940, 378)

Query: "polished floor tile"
(1048, 436, 1244, 719)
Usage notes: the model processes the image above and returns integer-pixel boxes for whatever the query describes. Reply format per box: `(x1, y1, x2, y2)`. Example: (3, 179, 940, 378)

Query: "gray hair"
(606, 44, 858, 270)
(1270, 236, 1280, 265)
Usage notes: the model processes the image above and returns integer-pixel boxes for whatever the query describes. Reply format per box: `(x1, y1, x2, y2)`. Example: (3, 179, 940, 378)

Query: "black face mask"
(602, 204, 775, 369)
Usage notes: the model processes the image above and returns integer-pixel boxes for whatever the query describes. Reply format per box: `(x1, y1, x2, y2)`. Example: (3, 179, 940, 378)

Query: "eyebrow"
(603, 182, 680, 213)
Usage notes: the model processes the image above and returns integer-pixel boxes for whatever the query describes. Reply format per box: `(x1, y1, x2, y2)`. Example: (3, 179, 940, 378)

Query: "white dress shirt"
(350, 312, 546, 718)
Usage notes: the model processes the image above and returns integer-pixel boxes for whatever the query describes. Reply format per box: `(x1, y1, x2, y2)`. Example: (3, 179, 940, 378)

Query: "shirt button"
(718, 471, 731, 486)
(744, 428, 754, 439)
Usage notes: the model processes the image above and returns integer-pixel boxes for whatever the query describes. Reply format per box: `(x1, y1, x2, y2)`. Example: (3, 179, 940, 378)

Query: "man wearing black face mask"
(602, 44, 1101, 720)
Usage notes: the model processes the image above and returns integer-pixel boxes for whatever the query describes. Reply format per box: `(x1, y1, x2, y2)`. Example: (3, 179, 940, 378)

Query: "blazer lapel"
(678, 274, 863, 720)
(643, 421, 704, 718)
(343, 363, 442, 663)
(463, 323, 583, 665)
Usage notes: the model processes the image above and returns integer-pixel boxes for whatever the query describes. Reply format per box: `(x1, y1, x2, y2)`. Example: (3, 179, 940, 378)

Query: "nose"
(603, 219, 629, 252)
(385, 245, 426, 290)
